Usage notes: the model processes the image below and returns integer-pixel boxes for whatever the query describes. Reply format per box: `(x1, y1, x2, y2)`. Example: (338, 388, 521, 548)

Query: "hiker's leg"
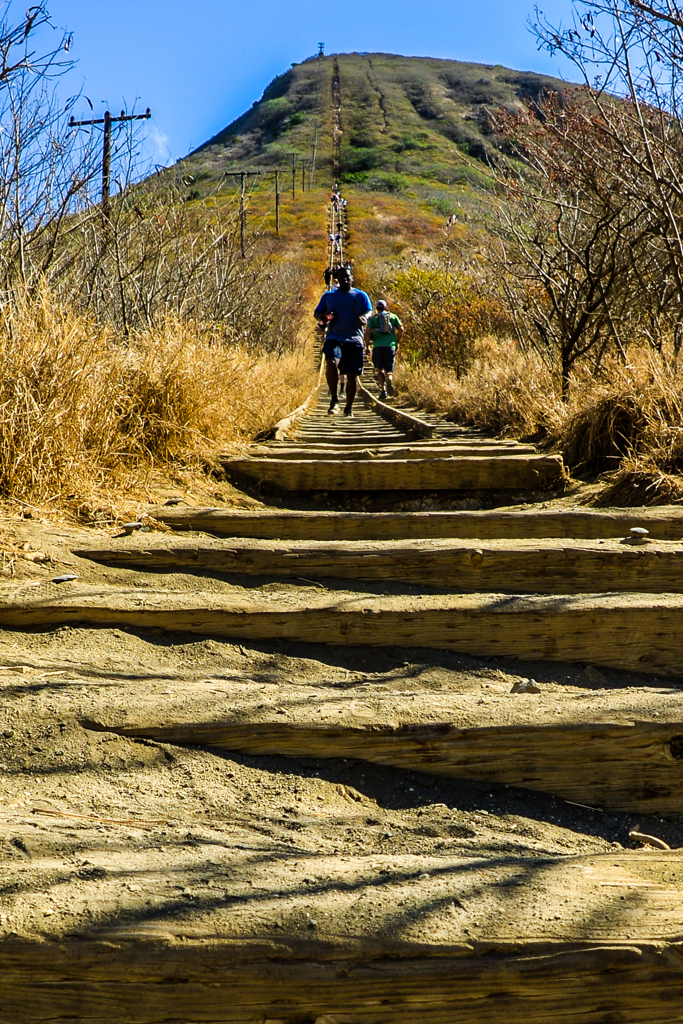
(326, 359, 339, 400)
(372, 348, 384, 389)
(384, 348, 396, 395)
(323, 339, 341, 403)
(345, 373, 357, 406)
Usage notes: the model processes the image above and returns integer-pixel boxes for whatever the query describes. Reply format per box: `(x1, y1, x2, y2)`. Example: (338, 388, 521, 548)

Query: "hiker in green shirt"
(365, 299, 404, 400)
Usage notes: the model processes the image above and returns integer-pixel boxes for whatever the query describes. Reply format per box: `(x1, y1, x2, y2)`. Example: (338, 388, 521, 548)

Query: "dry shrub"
(397, 337, 562, 438)
(595, 459, 683, 506)
(557, 353, 683, 474)
(0, 290, 313, 512)
(559, 391, 647, 473)
(393, 267, 512, 377)
(398, 336, 683, 504)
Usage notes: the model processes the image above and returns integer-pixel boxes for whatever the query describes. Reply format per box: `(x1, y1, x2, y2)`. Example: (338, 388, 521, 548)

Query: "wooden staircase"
(2, 336, 683, 1022)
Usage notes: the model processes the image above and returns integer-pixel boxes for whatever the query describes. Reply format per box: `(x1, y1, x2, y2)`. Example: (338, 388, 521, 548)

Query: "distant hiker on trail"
(314, 266, 372, 417)
(365, 299, 403, 400)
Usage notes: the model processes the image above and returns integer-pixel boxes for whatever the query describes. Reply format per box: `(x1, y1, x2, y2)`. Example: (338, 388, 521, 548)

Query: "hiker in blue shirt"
(314, 266, 372, 417)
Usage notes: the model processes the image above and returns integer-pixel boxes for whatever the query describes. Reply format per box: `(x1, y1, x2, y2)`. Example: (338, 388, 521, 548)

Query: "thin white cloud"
(150, 124, 172, 163)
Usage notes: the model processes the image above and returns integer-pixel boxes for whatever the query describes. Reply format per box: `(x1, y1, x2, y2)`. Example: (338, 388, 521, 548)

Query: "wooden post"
(311, 126, 318, 181)
(274, 169, 279, 235)
(102, 111, 112, 220)
(240, 171, 246, 257)
(301, 161, 306, 193)
(291, 153, 296, 199)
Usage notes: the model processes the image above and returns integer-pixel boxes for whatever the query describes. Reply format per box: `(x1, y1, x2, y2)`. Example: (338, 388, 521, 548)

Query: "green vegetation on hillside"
(179, 52, 571, 212)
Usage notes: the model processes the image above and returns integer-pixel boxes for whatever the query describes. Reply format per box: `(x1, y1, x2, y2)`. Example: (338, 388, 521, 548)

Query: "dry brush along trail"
(4, 354, 683, 1021)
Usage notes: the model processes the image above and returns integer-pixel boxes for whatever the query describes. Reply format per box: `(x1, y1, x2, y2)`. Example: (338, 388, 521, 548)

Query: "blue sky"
(44, 0, 578, 165)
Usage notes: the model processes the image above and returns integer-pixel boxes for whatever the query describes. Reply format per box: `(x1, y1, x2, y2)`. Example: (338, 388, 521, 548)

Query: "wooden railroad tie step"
(3, 846, 683, 1023)
(356, 383, 436, 438)
(87, 693, 683, 815)
(152, 506, 683, 540)
(283, 433, 419, 446)
(255, 437, 529, 449)
(2, 585, 683, 675)
(243, 442, 539, 460)
(223, 454, 565, 491)
(75, 536, 683, 594)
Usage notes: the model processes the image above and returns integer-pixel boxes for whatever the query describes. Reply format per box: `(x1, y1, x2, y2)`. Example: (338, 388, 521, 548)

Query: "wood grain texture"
(243, 442, 538, 459)
(92, 716, 683, 814)
(357, 382, 436, 437)
(1, 586, 683, 674)
(151, 506, 683, 541)
(1, 850, 683, 1022)
(74, 536, 683, 594)
(223, 454, 565, 491)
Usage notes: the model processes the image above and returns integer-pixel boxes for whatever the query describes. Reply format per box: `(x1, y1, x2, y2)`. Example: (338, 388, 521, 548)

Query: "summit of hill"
(179, 52, 573, 200)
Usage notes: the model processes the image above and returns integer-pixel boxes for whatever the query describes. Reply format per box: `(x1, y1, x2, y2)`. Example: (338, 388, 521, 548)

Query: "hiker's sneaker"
(339, 382, 346, 397)
(378, 388, 387, 401)
(327, 400, 340, 415)
(343, 406, 354, 417)
(386, 380, 394, 396)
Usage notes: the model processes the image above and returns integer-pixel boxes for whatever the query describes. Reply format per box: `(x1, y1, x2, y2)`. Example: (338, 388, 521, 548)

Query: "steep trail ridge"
(2, 197, 683, 1022)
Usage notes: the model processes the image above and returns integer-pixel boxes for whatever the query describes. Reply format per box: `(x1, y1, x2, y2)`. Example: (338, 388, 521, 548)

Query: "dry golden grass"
(397, 338, 562, 438)
(0, 290, 315, 521)
(397, 339, 683, 505)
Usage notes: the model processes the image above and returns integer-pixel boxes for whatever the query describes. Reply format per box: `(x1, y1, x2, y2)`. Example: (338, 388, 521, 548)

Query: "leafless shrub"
(531, 2, 683, 362)
(492, 93, 671, 396)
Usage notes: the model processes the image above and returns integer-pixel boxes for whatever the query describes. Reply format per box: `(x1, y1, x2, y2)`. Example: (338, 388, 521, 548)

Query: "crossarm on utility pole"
(70, 107, 151, 220)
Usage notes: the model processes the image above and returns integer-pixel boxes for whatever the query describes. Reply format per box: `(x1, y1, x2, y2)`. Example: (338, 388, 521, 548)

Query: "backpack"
(378, 311, 392, 333)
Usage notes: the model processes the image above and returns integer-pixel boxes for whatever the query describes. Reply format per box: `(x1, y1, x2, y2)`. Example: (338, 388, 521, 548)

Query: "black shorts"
(323, 337, 342, 363)
(372, 346, 396, 372)
(338, 342, 364, 377)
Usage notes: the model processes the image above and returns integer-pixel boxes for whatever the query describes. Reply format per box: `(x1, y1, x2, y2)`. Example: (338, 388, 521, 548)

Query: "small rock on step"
(510, 678, 541, 694)
(622, 527, 651, 545)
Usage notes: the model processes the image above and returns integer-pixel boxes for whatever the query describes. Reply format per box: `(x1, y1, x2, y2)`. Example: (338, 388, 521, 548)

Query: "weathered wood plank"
(2, 849, 683, 1022)
(288, 433, 417, 445)
(91, 716, 683, 815)
(223, 454, 565, 490)
(1, 586, 683, 674)
(73, 536, 683, 594)
(151, 506, 683, 540)
(244, 442, 539, 460)
(257, 438, 528, 450)
(357, 382, 436, 438)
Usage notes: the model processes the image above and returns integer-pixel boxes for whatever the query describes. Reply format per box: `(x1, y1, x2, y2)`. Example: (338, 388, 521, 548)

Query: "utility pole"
(70, 107, 151, 221)
(274, 169, 280, 235)
(224, 170, 260, 255)
(318, 42, 324, 57)
(311, 125, 318, 181)
(241, 171, 249, 256)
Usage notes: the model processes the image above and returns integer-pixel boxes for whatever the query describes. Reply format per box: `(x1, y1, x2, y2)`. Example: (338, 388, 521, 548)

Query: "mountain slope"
(180, 52, 573, 193)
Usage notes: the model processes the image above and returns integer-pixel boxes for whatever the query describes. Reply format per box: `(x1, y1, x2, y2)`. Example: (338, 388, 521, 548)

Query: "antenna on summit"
(318, 42, 325, 58)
